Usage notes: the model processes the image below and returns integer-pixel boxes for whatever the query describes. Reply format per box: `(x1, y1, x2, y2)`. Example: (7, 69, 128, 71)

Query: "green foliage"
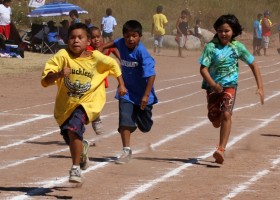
(12, 0, 280, 35)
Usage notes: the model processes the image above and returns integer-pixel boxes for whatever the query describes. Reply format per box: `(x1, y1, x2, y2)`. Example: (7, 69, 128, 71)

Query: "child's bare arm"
(97, 41, 115, 52)
(116, 75, 127, 96)
(248, 61, 264, 104)
(43, 66, 71, 85)
(112, 48, 121, 63)
(140, 75, 156, 110)
(200, 65, 223, 93)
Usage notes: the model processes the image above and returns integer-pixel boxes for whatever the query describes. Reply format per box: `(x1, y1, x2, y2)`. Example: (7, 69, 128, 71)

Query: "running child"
(99, 20, 158, 164)
(87, 26, 121, 135)
(199, 14, 264, 164)
(41, 23, 126, 183)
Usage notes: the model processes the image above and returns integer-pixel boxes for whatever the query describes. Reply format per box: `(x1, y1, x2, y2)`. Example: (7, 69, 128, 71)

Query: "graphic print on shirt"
(121, 60, 138, 68)
(64, 68, 93, 99)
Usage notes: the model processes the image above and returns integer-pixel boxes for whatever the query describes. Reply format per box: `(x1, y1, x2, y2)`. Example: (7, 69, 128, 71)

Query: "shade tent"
(27, 2, 88, 17)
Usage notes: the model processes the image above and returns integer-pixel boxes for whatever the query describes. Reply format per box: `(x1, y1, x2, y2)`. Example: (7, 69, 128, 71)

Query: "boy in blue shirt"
(99, 20, 158, 164)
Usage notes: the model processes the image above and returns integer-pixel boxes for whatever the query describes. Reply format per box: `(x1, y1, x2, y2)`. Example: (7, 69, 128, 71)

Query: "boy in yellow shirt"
(41, 23, 126, 183)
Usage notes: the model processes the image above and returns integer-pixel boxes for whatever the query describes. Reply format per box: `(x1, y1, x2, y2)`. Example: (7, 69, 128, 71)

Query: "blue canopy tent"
(27, 1, 88, 17)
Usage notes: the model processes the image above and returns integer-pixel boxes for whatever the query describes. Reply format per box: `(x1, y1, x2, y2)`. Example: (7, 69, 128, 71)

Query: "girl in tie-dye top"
(199, 14, 264, 165)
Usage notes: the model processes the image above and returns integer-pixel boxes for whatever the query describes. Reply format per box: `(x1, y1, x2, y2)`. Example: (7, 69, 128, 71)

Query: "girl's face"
(123, 31, 141, 50)
(68, 29, 90, 57)
(216, 23, 233, 45)
(181, 13, 188, 19)
(90, 29, 103, 48)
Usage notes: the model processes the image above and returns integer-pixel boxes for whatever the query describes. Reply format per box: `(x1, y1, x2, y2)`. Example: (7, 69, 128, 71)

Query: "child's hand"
(118, 85, 127, 96)
(140, 95, 149, 110)
(211, 83, 223, 93)
(60, 66, 71, 77)
(256, 88, 264, 105)
(97, 46, 104, 52)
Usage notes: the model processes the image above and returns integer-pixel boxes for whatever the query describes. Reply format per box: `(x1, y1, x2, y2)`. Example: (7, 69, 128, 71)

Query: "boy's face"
(90, 29, 103, 48)
(123, 31, 141, 50)
(68, 28, 90, 56)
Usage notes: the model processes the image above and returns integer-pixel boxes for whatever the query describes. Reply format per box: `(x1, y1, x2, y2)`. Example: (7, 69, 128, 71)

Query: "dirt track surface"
(1, 47, 280, 200)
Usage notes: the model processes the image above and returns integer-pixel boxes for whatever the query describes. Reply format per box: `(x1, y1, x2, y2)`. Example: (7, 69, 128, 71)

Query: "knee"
(221, 111, 232, 121)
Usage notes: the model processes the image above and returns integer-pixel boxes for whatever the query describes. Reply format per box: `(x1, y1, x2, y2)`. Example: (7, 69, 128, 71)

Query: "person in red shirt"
(86, 26, 121, 135)
(261, 10, 275, 56)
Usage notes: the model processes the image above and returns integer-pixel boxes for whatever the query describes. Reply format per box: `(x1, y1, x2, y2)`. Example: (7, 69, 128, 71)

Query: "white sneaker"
(80, 140, 89, 170)
(115, 148, 132, 164)
(92, 120, 104, 135)
(69, 167, 83, 183)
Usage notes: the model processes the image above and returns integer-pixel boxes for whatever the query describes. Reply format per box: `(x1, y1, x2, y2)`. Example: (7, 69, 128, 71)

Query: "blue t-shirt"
(253, 20, 262, 39)
(114, 38, 158, 105)
(199, 37, 254, 90)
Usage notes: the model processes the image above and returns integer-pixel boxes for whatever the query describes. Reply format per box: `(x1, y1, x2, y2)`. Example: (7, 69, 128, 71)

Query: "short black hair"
(89, 26, 100, 33)
(122, 20, 142, 36)
(69, 9, 79, 18)
(213, 14, 243, 39)
(68, 23, 91, 39)
(106, 8, 112, 16)
(156, 5, 163, 13)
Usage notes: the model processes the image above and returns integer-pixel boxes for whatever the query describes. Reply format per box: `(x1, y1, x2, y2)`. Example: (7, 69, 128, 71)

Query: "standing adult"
(261, 10, 273, 56)
(101, 8, 117, 43)
(0, 0, 12, 40)
(253, 13, 262, 56)
(151, 5, 168, 55)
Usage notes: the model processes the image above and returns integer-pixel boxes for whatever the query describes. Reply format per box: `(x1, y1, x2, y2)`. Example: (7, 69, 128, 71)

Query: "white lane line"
(222, 155, 280, 200)
(0, 115, 51, 131)
(118, 111, 280, 200)
(0, 129, 59, 150)
(8, 91, 278, 200)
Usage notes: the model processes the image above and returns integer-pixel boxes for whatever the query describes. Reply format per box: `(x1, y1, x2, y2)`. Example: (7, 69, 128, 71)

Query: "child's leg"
(115, 99, 136, 164)
(219, 111, 232, 149)
(119, 126, 132, 147)
(68, 131, 83, 166)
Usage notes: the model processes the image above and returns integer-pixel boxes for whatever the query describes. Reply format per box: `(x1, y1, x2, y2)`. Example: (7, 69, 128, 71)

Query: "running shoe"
(92, 120, 104, 135)
(80, 139, 90, 170)
(115, 148, 132, 164)
(69, 167, 83, 183)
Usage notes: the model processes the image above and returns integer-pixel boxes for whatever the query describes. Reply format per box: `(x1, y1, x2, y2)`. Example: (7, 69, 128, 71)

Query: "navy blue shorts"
(60, 106, 88, 145)
(118, 98, 153, 133)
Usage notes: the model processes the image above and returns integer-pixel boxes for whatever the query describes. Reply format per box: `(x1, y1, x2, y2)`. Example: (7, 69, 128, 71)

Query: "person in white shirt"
(101, 8, 117, 43)
(0, 0, 12, 39)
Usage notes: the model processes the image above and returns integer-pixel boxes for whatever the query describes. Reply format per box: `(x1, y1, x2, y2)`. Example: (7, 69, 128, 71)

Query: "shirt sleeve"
(138, 45, 156, 78)
(199, 43, 214, 67)
(238, 42, 254, 65)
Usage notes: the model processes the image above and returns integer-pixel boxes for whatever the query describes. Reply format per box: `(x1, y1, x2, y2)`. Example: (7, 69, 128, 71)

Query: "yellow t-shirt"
(153, 13, 168, 35)
(41, 49, 121, 126)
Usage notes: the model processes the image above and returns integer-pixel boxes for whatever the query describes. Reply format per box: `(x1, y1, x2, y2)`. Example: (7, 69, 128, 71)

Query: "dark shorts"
(118, 98, 153, 133)
(102, 31, 113, 38)
(253, 37, 262, 47)
(206, 87, 236, 123)
(60, 106, 88, 145)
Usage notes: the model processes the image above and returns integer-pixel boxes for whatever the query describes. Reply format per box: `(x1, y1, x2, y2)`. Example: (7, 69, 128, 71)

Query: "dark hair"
(156, 5, 163, 13)
(257, 13, 263, 18)
(68, 23, 91, 39)
(89, 26, 100, 33)
(213, 14, 243, 39)
(122, 20, 142, 36)
(69, 9, 79, 18)
(181, 9, 190, 16)
(3, 0, 11, 4)
(106, 8, 112, 16)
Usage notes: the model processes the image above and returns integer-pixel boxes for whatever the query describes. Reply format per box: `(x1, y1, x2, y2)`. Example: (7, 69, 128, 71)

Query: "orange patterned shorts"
(206, 87, 236, 123)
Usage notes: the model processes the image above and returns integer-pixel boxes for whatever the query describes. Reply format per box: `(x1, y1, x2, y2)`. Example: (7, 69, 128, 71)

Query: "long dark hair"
(213, 14, 243, 39)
